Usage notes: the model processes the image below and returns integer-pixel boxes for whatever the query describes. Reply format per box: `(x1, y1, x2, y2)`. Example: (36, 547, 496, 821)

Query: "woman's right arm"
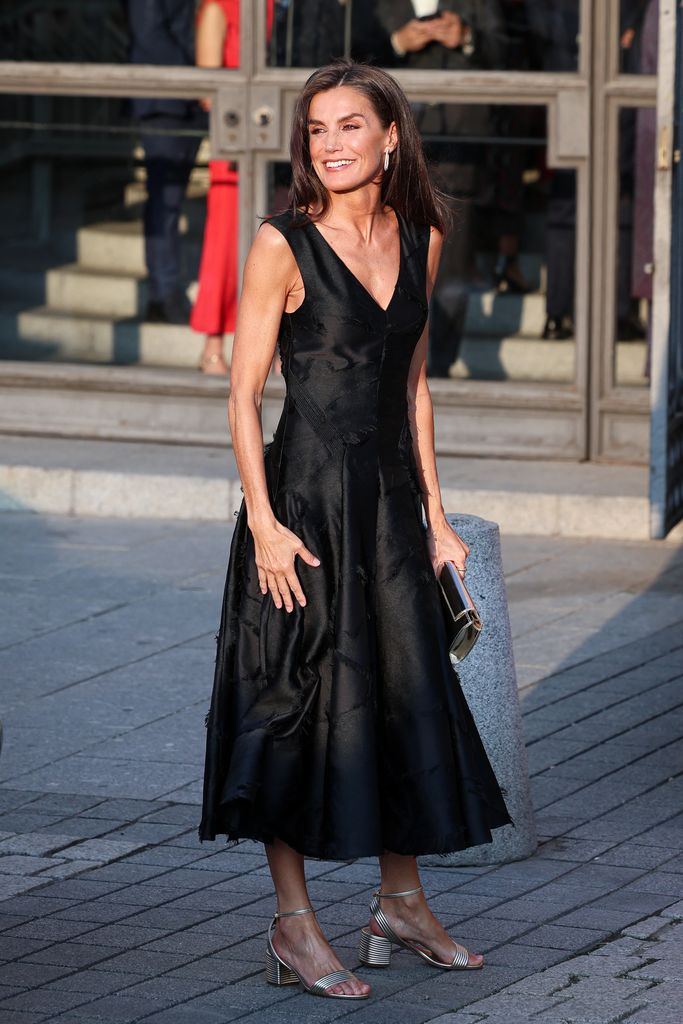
(229, 224, 320, 613)
(196, 2, 227, 110)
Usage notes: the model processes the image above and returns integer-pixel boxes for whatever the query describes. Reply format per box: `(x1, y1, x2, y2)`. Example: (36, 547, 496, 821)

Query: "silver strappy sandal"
(358, 885, 482, 970)
(266, 906, 369, 999)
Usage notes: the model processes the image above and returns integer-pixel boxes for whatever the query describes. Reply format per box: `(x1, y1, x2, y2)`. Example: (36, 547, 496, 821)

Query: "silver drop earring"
(383, 149, 390, 172)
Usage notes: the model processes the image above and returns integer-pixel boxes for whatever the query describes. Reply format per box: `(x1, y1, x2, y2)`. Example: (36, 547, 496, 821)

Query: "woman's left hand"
(426, 518, 470, 577)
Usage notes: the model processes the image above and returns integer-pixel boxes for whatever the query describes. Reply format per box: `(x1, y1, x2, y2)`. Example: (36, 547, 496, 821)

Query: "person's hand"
(425, 517, 470, 577)
(621, 27, 636, 49)
(393, 18, 434, 54)
(429, 11, 465, 50)
(253, 520, 320, 612)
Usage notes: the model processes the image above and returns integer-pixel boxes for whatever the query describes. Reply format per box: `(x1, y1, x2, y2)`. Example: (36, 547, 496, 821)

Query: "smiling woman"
(199, 58, 512, 1002)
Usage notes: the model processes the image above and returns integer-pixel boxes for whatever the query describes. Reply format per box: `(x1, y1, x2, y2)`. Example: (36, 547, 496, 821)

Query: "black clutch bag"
(438, 561, 483, 665)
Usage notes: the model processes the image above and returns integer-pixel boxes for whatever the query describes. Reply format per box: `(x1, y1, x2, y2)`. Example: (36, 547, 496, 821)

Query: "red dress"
(191, 1, 273, 336)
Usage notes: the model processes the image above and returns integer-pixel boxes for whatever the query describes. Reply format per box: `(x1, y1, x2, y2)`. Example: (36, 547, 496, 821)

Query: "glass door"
(239, 0, 592, 460)
(0, 0, 668, 467)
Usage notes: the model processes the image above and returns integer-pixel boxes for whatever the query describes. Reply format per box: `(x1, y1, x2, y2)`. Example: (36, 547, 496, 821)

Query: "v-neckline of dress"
(306, 209, 403, 315)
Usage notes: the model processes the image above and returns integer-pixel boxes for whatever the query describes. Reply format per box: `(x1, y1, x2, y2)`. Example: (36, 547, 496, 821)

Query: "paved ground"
(0, 511, 682, 1024)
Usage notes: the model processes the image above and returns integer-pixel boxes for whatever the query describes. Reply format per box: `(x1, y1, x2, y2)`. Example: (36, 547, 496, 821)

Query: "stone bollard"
(420, 513, 537, 867)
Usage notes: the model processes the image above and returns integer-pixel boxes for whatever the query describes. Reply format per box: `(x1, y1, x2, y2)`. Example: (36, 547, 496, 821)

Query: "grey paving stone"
(3, 918, 96, 942)
(94, 884, 182, 908)
(140, 931, 233, 957)
(53, 993, 168, 1022)
(20, 795, 104, 816)
(73, 863, 167, 884)
(0, 834, 77, 857)
(0, 895, 77, 918)
(0, 854, 61, 876)
(122, 847, 208, 869)
(102, 823, 190, 844)
(598, 891, 677, 915)
(118, 906, 216, 931)
(515, 923, 607, 951)
(0, 936, 53, 960)
(0, 814, 65, 834)
(139, 805, 199, 826)
(69, 923, 170, 949)
(624, 872, 683, 898)
(115, 976, 221, 1005)
(0, 878, 43, 902)
(0, 989, 93, 1014)
(166, 957, 274, 985)
(25, 942, 123, 968)
(0, 1010, 46, 1023)
(141, 1006, 246, 1024)
(59, 839, 147, 863)
(37, 859, 103, 880)
(41, 818, 125, 839)
(47, 969, 143, 995)
(95, 949, 194, 975)
(0, 962, 73, 987)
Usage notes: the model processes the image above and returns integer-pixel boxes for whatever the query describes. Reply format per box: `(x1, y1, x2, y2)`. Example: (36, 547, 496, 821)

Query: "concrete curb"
(2, 459, 683, 540)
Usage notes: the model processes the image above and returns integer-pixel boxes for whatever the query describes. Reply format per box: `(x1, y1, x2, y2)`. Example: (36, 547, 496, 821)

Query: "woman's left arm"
(406, 225, 470, 575)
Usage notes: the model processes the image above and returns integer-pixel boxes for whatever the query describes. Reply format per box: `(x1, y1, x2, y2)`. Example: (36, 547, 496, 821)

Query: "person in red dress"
(192, 0, 240, 376)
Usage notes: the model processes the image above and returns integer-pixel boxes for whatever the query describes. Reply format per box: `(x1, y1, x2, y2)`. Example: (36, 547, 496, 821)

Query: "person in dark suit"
(524, 1, 579, 339)
(125, 0, 204, 324)
(376, 1, 506, 376)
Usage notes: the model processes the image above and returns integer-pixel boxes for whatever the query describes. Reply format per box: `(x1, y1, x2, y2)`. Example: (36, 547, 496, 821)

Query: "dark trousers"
(546, 172, 576, 321)
(426, 161, 477, 376)
(141, 127, 200, 301)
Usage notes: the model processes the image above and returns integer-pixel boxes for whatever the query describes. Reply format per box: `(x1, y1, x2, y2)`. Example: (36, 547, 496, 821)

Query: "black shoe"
(145, 292, 192, 325)
(493, 257, 533, 295)
(542, 316, 573, 341)
(617, 314, 647, 340)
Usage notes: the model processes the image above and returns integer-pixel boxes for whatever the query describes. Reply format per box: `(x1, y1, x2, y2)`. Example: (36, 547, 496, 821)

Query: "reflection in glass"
(614, 107, 655, 387)
(620, 0, 659, 74)
(0, 95, 211, 368)
(267, 1, 580, 71)
(266, 105, 578, 385)
(0, 1, 128, 62)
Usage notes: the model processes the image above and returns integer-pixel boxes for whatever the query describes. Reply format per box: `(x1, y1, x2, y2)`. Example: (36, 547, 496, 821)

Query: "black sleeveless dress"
(199, 208, 512, 860)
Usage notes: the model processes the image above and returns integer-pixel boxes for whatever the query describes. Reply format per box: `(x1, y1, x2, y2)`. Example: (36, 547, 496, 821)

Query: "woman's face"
(307, 85, 397, 194)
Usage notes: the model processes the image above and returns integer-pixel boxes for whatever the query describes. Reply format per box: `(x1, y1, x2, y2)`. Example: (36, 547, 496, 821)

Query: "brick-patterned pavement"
(0, 512, 681, 1023)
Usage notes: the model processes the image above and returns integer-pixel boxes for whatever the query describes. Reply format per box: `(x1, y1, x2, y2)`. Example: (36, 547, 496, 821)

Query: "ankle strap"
(376, 885, 423, 899)
(274, 906, 314, 919)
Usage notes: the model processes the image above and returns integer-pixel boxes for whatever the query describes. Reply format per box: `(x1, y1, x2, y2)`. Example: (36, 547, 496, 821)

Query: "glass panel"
(620, 0, 659, 74)
(267, 1, 580, 71)
(265, 104, 578, 385)
(0, 1, 129, 62)
(0, 2, 243, 71)
(613, 106, 654, 388)
(0, 94, 239, 371)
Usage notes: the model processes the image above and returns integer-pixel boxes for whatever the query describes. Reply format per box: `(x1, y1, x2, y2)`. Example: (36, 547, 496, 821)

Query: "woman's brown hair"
(288, 58, 451, 233)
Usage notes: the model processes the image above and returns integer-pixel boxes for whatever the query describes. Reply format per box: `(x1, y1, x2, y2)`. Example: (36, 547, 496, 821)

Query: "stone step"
(46, 264, 148, 318)
(0, 307, 647, 386)
(0, 309, 210, 367)
(76, 219, 203, 277)
(452, 336, 648, 387)
(0, 359, 637, 468)
(0, 431, 675, 542)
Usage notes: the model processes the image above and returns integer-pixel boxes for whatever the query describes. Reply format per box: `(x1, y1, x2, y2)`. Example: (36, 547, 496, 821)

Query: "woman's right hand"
(252, 520, 320, 612)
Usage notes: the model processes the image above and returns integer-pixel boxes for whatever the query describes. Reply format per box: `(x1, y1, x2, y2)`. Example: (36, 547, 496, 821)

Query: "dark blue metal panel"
(663, 1, 683, 533)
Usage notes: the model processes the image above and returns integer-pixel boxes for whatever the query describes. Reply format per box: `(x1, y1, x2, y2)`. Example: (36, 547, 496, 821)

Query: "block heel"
(265, 945, 299, 986)
(358, 927, 392, 967)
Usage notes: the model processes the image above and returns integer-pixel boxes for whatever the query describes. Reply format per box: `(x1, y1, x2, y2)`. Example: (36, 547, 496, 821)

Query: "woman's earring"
(383, 149, 390, 172)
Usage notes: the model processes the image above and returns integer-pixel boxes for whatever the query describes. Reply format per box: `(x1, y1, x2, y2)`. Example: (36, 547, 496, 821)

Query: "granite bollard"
(420, 513, 537, 866)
